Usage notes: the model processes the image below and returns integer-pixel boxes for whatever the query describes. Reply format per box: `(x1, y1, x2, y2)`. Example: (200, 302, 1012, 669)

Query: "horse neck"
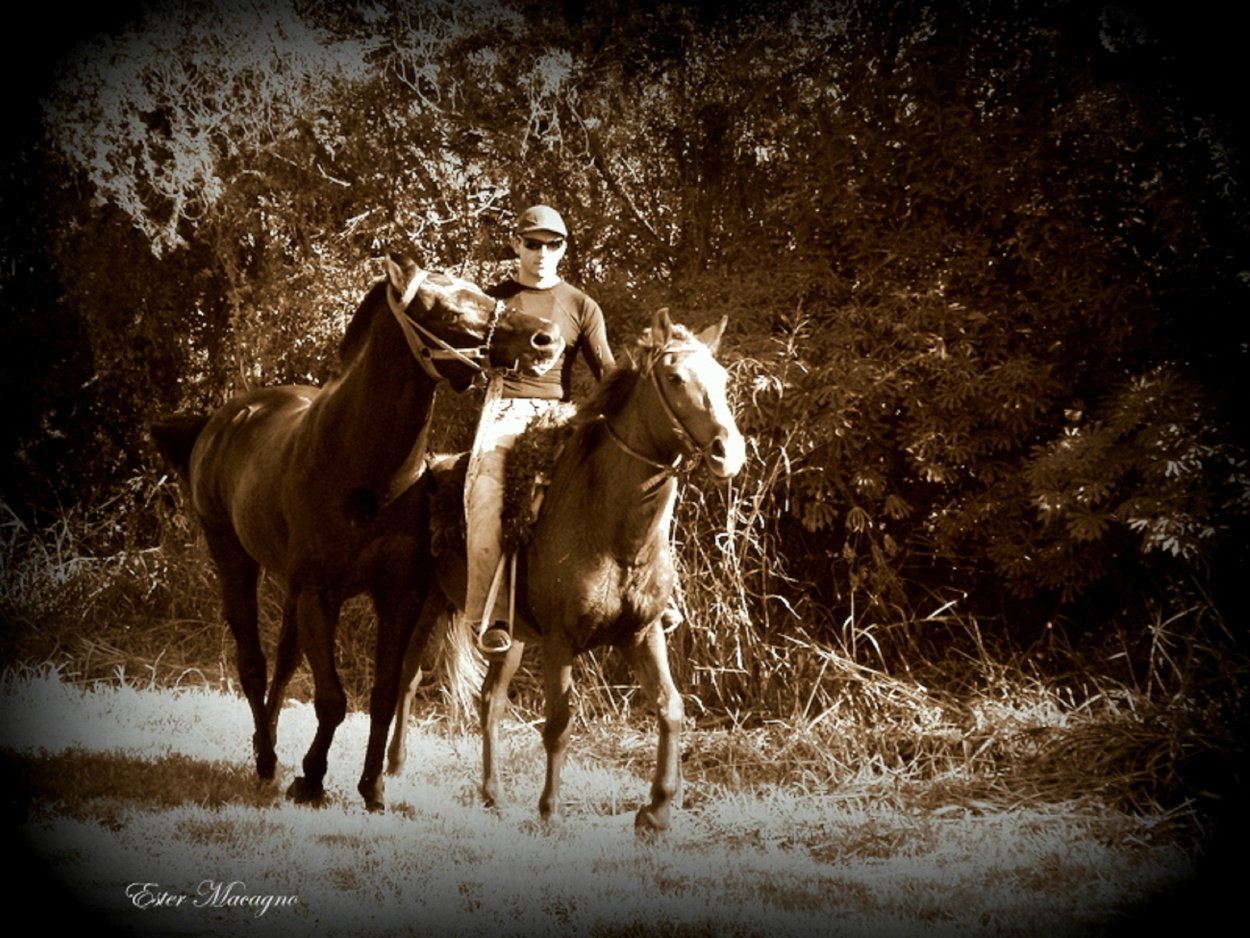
(306, 311, 439, 491)
(580, 377, 681, 557)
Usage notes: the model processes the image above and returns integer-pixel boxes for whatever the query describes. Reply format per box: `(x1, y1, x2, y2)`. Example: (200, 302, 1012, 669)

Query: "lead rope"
(508, 552, 518, 643)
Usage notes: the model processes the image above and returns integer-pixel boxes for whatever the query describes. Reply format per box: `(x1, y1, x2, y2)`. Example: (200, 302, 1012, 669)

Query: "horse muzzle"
(516, 328, 565, 377)
(704, 428, 746, 479)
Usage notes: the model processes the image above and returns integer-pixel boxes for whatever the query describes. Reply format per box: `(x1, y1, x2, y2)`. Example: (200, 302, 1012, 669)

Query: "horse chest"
(616, 558, 674, 627)
(530, 548, 674, 647)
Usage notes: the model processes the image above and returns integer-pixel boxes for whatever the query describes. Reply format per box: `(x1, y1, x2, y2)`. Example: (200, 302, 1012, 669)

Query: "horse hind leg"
(385, 632, 423, 778)
(356, 582, 427, 812)
(386, 595, 440, 777)
(389, 591, 483, 776)
(625, 623, 684, 836)
(265, 594, 301, 745)
(537, 642, 575, 824)
(205, 531, 276, 781)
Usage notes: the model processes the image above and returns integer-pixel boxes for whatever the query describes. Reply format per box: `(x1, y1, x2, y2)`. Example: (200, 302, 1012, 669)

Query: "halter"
(386, 270, 504, 382)
(605, 339, 722, 492)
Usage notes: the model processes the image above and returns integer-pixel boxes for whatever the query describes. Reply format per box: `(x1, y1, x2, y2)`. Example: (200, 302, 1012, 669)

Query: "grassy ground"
(0, 668, 1220, 937)
(2, 493, 1245, 935)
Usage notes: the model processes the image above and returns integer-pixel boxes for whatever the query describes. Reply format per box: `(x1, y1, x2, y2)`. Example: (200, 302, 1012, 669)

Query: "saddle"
(428, 402, 577, 559)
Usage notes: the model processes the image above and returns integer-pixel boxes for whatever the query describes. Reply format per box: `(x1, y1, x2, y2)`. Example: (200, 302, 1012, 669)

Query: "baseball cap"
(515, 205, 568, 237)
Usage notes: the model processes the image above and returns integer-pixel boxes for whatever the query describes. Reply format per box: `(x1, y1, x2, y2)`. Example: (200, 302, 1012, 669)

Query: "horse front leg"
(538, 643, 575, 824)
(356, 582, 425, 811)
(287, 587, 346, 805)
(480, 640, 524, 810)
(626, 622, 684, 834)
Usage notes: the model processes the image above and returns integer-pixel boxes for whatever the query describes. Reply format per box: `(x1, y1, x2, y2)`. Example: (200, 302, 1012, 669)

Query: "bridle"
(605, 339, 724, 492)
(386, 270, 505, 382)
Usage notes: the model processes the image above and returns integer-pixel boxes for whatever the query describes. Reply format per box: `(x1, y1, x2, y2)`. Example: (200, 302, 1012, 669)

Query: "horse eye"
(666, 372, 685, 386)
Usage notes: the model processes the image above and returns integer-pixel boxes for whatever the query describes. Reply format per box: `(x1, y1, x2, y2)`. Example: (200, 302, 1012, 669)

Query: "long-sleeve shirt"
(486, 278, 615, 400)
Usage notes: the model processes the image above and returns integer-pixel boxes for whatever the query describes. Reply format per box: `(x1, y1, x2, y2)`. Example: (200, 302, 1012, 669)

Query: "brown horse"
(150, 254, 564, 811)
(388, 308, 746, 832)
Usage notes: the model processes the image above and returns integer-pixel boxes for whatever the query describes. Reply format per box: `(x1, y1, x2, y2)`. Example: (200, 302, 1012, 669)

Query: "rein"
(387, 271, 504, 382)
(647, 343, 717, 460)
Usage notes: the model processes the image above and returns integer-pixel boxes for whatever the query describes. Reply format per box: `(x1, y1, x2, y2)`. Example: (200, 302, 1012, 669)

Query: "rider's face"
(512, 231, 567, 285)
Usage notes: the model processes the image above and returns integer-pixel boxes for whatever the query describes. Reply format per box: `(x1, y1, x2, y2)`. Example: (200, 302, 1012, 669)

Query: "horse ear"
(651, 308, 674, 346)
(385, 253, 423, 295)
(697, 315, 728, 355)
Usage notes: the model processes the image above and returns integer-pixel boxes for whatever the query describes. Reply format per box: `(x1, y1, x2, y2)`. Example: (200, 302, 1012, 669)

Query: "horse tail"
(150, 413, 210, 481)
(424, 593, 484, 728)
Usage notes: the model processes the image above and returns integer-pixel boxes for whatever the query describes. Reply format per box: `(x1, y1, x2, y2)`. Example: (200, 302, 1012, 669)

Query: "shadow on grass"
(2, 747, 280, 823)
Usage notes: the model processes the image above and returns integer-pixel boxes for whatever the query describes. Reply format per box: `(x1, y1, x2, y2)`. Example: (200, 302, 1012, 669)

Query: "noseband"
(387, 271, 504, 382)
(605, 340, 725, 491)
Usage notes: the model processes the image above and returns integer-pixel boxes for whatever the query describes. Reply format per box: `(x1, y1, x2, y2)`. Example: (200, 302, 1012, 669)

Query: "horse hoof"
(358, 785, 386, 814)
(286, 777, 327, 806)
(482, 785, 504, 811)
(634, 806, 670, 837)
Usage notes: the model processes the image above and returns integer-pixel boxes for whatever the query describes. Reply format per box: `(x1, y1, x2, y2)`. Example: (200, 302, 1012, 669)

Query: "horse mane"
(339, 280, 389, 365)
(571, 323, 697, 428)
(570, 368, 640, 429)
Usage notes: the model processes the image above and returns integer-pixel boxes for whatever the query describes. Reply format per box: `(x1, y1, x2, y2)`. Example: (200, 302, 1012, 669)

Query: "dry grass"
(2, 483, 1246, 934)
(0, 670, 1210, 937)
(1, 491, 376, 706)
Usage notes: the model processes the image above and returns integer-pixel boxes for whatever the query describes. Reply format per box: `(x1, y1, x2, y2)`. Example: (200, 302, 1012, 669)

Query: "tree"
(22, 0, 1250, 654)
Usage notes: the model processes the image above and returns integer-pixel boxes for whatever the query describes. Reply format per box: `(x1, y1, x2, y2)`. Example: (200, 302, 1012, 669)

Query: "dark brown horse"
(388, 308, 745, 832)
(151, 254, 564, 811)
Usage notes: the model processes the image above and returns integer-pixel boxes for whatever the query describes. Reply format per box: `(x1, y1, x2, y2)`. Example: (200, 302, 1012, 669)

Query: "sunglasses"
(521, 237, 566, 252)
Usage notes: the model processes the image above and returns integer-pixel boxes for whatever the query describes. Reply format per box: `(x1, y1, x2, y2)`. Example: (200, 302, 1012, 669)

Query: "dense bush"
(4, 0, 1246, 682)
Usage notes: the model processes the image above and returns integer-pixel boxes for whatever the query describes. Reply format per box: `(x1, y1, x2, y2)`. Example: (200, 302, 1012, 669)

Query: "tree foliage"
(12, 0, 1248, 655)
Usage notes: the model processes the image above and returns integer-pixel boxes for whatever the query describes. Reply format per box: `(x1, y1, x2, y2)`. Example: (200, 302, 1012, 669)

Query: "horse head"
(639, 308, 746, 479)
(385, 254, 564, 391)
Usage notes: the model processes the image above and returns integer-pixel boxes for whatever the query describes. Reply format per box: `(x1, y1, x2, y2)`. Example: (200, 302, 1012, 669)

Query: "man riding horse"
(465, 205, 615, 658)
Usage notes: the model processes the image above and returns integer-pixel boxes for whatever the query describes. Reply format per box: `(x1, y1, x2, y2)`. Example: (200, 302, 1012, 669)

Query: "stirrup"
(475, 552, 516, 660)
(477, 624, 513, 660)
